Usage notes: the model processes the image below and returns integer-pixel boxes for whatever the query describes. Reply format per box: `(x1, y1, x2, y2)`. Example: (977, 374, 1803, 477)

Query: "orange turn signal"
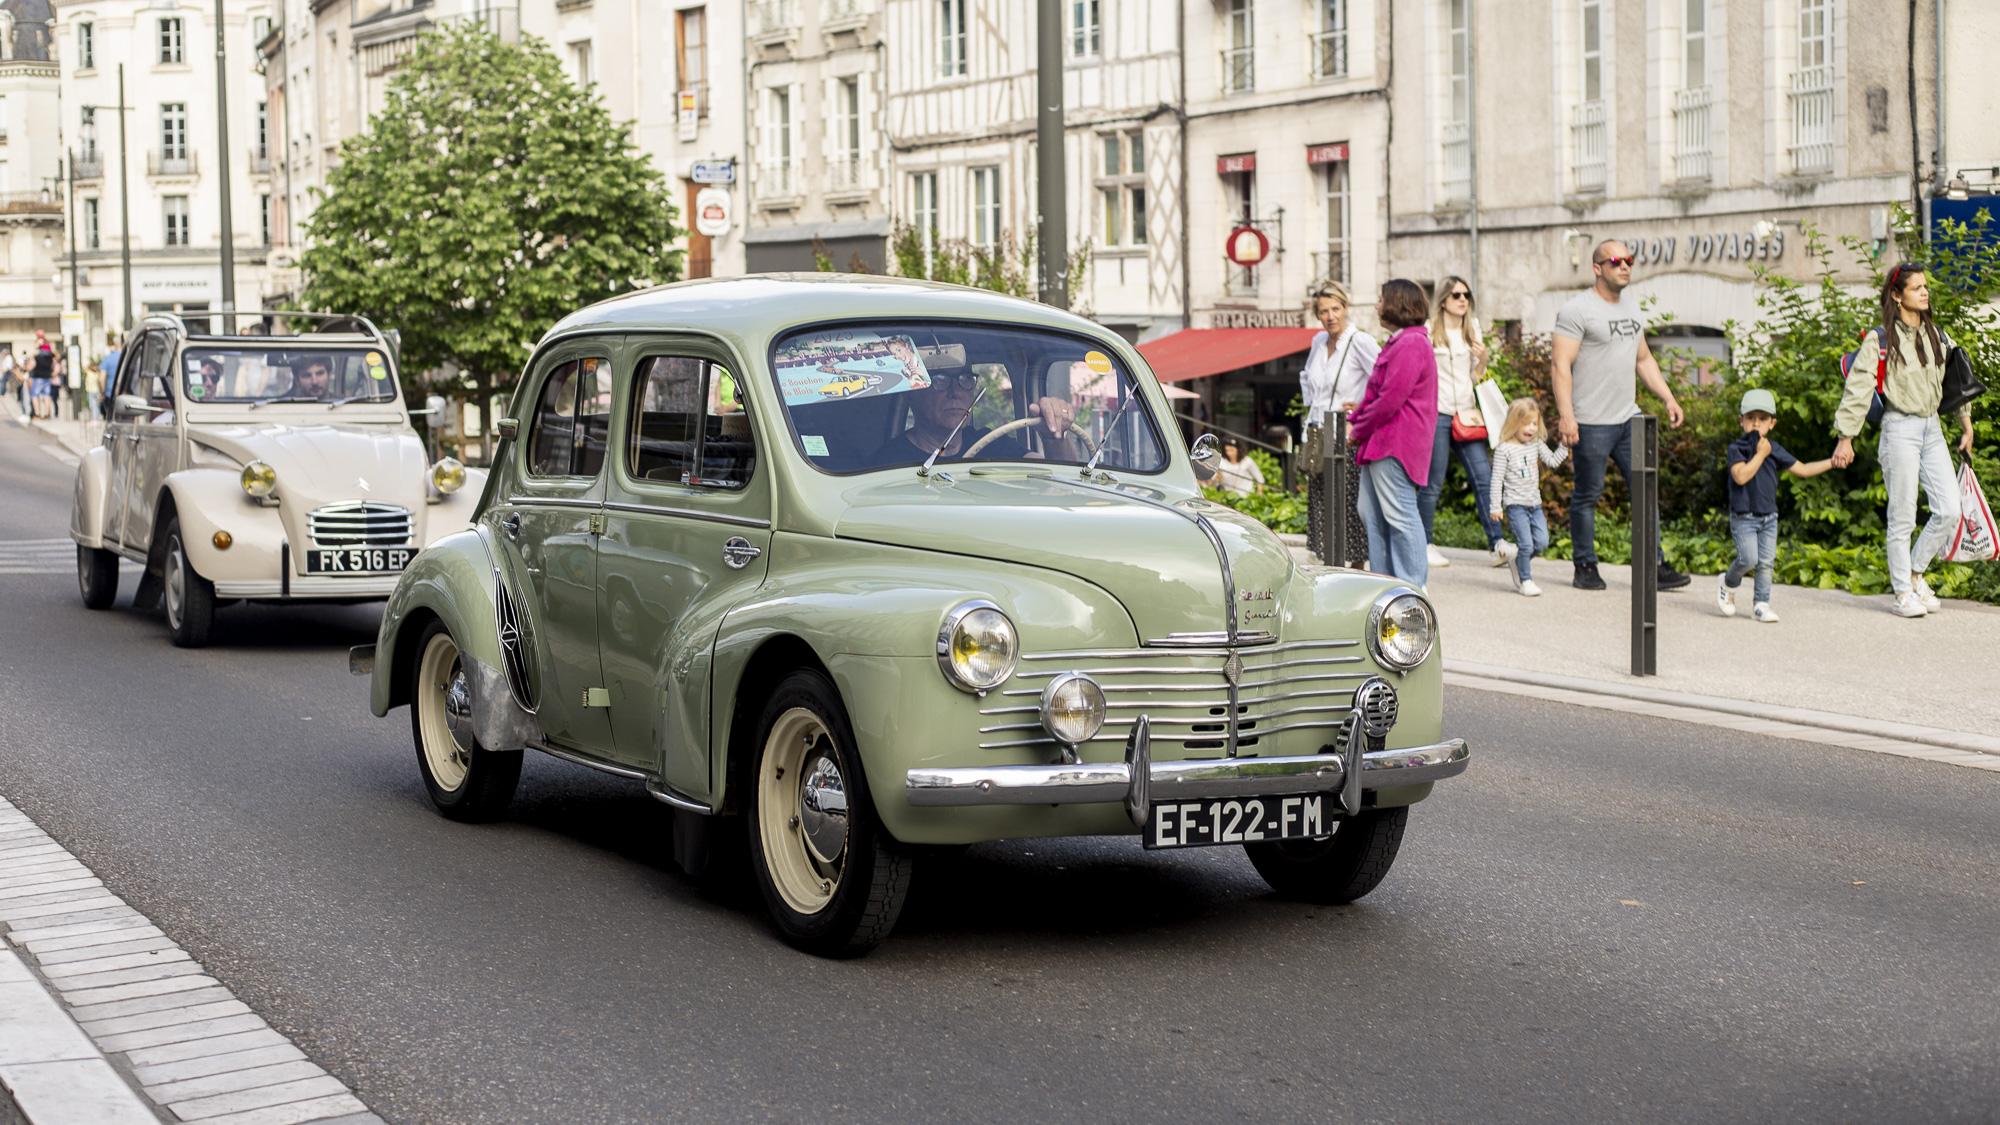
(212, 531, 233, 550)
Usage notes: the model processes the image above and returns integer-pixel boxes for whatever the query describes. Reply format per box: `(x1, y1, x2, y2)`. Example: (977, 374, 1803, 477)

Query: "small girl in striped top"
(1487, 398, 1569, 596)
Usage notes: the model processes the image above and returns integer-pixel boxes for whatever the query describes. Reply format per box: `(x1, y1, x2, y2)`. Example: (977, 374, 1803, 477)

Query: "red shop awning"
(1136, 327, 1321, 383)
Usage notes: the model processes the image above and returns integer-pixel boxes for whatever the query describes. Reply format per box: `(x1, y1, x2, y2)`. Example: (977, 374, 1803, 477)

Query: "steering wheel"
(964, 415, 1097, 458)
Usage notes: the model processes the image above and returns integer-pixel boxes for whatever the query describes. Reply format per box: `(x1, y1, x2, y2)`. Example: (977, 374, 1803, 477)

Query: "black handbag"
(1941, 341, 1988, 415)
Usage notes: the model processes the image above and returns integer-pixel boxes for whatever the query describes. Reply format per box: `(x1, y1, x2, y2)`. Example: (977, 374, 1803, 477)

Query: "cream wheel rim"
(758, 707, 845, 915)
(164, 537, 188, 630)
(416, 633, 472, 792)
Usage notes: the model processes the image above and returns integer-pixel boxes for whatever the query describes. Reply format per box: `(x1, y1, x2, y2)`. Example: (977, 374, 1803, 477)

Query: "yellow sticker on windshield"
(367, 354, 389, 380)
(1084, 350, 1113, 375)
(367, 352, 383, 364)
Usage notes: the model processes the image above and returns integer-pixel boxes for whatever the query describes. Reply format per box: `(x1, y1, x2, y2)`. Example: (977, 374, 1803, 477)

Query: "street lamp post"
(213, 0, 238, 333)
(1035, 0, 1066, 309)
(66, 148, 80, 419)
(117, 66, 134, 334)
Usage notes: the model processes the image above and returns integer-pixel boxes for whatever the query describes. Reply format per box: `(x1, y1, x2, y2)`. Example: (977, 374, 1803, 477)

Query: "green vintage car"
(357, 275, 1469, 956)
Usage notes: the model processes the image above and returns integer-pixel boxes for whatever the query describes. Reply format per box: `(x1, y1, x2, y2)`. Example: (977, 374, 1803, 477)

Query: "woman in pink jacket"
(1347, 279, 1440, 587)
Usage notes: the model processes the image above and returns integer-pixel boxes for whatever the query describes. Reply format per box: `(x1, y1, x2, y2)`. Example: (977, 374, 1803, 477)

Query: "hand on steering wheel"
(963, 415, 1097, 458)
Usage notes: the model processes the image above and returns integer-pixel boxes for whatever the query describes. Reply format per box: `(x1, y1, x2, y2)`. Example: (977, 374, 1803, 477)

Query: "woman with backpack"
(1831, 263, 1974, 618)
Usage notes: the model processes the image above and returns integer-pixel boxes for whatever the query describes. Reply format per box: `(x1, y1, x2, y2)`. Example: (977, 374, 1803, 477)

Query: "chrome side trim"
(1022, 639, 1356, 661)
(1149, 630, 1276, 647)
(646, 779, 712, 814)
(603, 501, 771, 529)
(502, 496, 601, 511)
(907, 738, 1469, 806)
(530, 741, 648, 779)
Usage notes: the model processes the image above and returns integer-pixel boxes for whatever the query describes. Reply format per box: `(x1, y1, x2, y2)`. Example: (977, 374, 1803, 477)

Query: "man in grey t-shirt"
(1551, 240, 1690, 591)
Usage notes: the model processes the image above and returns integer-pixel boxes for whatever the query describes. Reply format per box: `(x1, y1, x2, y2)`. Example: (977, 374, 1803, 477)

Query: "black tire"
(745, 668, 912, 958)
(77, 546, 119, 610)
(161, 519, 215, 648)
(409, 619, 522, 821)
(1244, 806, 1409, 905)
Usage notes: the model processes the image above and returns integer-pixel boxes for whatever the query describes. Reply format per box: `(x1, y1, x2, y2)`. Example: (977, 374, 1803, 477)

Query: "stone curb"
(1445, 658, 2000, 758)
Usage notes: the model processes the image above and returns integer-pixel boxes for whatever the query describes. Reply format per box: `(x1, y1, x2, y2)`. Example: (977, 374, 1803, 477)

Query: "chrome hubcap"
(417, 633, 472, 791)
(798, 749, 849, 865)
(443, 670, 475, 756)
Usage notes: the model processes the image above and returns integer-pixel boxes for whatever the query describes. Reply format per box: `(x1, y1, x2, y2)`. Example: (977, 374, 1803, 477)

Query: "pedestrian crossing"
(0, 538, 82, 575)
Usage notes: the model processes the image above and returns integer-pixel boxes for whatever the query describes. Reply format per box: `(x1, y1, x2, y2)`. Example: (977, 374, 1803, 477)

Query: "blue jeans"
(1569, 421, 1664, 568)
(1358, 456, 1427, 587)
(1504, 504, 1549, 582)
(1417, 414, 1506, 548)
(1725, 512, 1778, 605)
(1877, 410, 1959, 597)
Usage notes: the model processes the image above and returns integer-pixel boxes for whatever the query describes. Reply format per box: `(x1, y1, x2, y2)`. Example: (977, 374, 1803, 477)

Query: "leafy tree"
(871, 225, 1091, 311)
(301, 24, 681, 457)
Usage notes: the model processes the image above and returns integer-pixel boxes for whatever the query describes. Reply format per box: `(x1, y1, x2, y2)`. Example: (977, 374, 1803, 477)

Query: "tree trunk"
(476, 368, 494, 466)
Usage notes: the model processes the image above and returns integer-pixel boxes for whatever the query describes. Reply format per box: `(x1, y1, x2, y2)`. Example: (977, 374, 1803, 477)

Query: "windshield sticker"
(1084, 350, 1113, 375)
(801, 435, 829, 457)
(366, 352, 390, 381)
(774, 330, 931, 406)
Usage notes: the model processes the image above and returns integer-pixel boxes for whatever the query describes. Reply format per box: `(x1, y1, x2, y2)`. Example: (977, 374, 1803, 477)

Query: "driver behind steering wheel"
(871, 367, 1081, 466)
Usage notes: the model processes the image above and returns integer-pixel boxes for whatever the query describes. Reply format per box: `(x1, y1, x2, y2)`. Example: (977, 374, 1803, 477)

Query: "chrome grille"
(978, 640, 1368, 753)
(307, 501, 414, 549)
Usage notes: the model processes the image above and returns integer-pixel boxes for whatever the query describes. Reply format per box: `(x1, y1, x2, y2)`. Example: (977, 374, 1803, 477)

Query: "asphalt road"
(2, 416, 1997, 1124)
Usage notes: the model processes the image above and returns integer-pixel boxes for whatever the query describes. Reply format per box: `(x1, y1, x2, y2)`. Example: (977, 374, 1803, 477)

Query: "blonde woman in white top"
(1298, 280, 1380, 567)
(1418, 276, 1513, 569)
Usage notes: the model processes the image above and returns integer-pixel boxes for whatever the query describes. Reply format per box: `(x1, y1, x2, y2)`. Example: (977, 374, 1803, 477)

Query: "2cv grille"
(307, 501, 414, 549)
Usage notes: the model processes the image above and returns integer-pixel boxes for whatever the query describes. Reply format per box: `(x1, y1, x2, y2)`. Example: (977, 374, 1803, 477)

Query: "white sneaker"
(1912, 575, 1941, 611)
(1752, 602, 1779, 623)
(1427, 543, 1450, 568)
(1716, 573, 1737, 617)
(1490, 541, 1519, 567)
(1519, 579, 1543, 597)
(1891, 592, 1929, 618)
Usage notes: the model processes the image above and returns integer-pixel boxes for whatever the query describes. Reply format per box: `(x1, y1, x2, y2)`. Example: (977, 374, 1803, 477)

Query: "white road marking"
(0, 797, 384, 1125)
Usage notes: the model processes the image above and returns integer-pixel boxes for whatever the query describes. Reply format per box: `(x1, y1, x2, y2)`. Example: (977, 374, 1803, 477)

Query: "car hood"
(187, 421, 430, 513)
(831, 473, 1295, 641)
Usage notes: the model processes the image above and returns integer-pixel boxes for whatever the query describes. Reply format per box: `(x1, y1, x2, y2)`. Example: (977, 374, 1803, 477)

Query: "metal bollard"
(1630, 413, 1658, 676)
(1325, 411, 1351, 569)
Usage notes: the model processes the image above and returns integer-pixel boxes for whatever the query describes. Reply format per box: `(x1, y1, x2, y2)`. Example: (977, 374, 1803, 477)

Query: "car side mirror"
(1189, 433, 1220, 482)
(112, 394, 149, 419)
(496, 417, 519, 440)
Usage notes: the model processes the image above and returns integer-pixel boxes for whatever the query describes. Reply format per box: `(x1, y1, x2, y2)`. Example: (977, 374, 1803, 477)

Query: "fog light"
(212, 531, 233, 550)
(1040, 673, 1107, 746)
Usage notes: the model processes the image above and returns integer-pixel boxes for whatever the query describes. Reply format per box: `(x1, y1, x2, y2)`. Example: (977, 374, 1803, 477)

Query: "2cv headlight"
(239, 460, 277, 498)
(1367, 588, 1437, 672)
(937, 601, 1019, 693)
(431, 457, 467, 495)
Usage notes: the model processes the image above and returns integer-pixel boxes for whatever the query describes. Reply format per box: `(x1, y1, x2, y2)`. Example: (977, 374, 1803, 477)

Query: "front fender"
(164, 471, 287, 580)
(70, 446, 113, 548)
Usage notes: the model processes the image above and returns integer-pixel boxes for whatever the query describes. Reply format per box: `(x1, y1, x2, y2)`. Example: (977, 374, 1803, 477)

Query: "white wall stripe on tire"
(0, 795, 384, 1125)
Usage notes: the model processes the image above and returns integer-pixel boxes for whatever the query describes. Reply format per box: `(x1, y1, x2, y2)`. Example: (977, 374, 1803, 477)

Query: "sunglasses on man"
(1594, 255, 1636, 269)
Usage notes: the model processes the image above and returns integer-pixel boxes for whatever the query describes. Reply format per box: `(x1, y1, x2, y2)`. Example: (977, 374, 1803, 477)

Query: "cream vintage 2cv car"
(71, 312, 485, 646)
(356, 276, 1470, 957)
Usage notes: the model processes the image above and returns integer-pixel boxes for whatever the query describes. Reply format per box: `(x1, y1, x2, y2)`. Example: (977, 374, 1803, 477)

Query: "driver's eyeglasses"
(1594, 256, 1636, 268)
(928, 373, 981, 391)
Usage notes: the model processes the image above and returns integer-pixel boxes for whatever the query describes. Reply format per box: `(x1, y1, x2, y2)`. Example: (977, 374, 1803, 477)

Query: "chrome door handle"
(722, 536, 761, 570)
(500, 512, 521, 540)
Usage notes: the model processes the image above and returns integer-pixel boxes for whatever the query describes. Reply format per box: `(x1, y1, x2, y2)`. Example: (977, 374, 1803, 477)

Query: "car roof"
(540, 274, 1117, 349)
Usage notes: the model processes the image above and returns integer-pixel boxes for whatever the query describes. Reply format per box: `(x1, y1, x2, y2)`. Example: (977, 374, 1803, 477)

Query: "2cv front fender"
(371, 526, 540, 752)
(70, 445, 114, 548)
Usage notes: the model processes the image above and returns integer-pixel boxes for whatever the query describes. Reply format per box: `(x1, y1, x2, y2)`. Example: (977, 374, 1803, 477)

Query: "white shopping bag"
(1943, 463, 1999, 562)
(1473, 379, 1510, 450)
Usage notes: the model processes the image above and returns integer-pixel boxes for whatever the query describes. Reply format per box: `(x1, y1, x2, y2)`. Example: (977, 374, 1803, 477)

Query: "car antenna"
(919, 384, 986, 480)
(1080, 392, 1136, 477)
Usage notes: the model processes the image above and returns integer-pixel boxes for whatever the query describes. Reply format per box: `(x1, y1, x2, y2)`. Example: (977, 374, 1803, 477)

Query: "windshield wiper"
(1080, 393, 1137, 477)
(918, 385, 987, 481)
(248, 395, 322, 410)
(324, 393, 391, 409)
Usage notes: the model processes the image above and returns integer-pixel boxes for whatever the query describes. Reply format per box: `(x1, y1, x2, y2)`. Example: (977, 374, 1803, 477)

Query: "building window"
(1223, 0, 1253, 93)
(1070, 0, 1099, 57)
(78, 22, 95, 69)
(159, 17, 184, 64)
(831, 78, 862, 190)
(1673, 0, 1711, 182)
(911, 170, 939, 271)
(570, 41, 593, 86)
(1224, 169, 1256, 295)
(1313, 0, 1346, 80)
(251, 16, 271, 43)
(0, 97, 7, 144)
(79, 107, 97, 160)
(255, 102, 269, 159)
(1441, 0, 1469, 203)
(971, 166, 1000, 248)
(160, 103, 189, 162)
(260, 194, 272, 245)
(1096, 132, 1146, 247)
(939, 0, 967, 77)
(164, 196, 190, 246)
(1571, 0, 1606, 192)
(1789, 0, 1834, 175)
(677, 8, 708, 116)
(84, 198, 101, 250)
(761, 87, 794, 196)
(1319, 158, 1349, 284)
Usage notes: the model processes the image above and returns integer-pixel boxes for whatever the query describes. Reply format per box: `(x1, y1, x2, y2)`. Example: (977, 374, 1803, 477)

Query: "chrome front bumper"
(906, 736, 1469, 810)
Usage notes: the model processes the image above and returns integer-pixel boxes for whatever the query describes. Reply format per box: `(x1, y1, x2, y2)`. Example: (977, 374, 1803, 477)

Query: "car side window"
(629, 355, 755, 488)
(525, 357, 612, 479)
(120, 334, 171, 407)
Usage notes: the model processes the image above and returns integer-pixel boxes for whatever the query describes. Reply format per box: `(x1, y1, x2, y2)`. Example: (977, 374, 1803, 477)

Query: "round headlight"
(937, 601, 1019, 693)
(1040, 673, 1107, 745)
(1367, 589, 1436, 672)
(240, 460, 277, 498)
(431, 457, 466, 495)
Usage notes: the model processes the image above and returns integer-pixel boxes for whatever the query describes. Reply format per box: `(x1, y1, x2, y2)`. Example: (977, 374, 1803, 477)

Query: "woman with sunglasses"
(1421, 276, 1512, 570)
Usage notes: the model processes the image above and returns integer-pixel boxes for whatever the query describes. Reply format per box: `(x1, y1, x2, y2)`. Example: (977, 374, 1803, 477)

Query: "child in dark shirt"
(1719, 389, 1834, 622)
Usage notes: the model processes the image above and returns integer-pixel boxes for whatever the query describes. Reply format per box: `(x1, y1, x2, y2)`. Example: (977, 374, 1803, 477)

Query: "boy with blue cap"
(1719, 388, 1834, 621)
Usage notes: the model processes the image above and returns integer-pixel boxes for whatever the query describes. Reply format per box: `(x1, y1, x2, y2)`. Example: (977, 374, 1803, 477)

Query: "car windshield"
(770, 322, 1171, 474)
(180, 347, 399, 405)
